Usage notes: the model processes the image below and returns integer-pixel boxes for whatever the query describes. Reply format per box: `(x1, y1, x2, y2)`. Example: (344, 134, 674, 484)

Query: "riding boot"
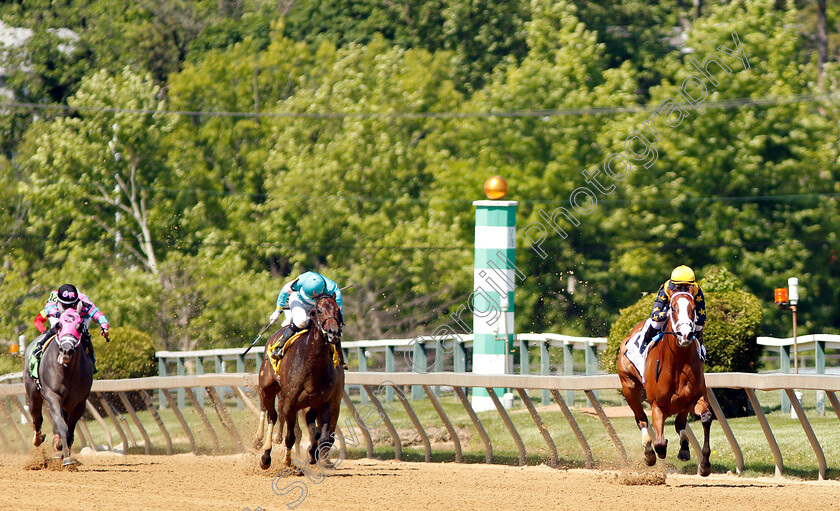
(29, 328, 55, 381)
(638, 322, 658, 353)
(82, 331, 98, 375)
(694, 329, 706, 361)
(271, 324, 301, 360)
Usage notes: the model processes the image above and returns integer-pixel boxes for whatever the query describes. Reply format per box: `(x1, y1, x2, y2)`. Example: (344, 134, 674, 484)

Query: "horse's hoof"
(53, 434, 63, 452)
(654, 441, 668, 460)
(62, 457, 77, 467)
(33, 432, 45, 447)
(259, 453, 271, 470)
(644, 445, 656, 466)
(678, 449, 691, 461)
(698, 462, 711, 477)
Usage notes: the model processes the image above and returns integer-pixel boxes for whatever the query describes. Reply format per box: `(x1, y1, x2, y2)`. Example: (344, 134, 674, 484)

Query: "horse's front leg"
(305, 408, 319, 464)
(282, 410, 302, 474)
(619, 373, 654, 465)
(695, 396, 713, 477)
(42, 390, 70, 463)
(651, 405, 668, 459)
(26, 388, 46, 447)
(675, 411, 690, 461)
(258, 385, 279, 470)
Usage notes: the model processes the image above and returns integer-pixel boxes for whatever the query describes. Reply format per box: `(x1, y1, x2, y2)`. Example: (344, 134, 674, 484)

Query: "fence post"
(412, 341, 427, 400)
(158, 356, 167, 409)
(355, 348, 368, 403)
(176, 356, 186, 409)
(519, 339, 529, 375)
(385, 345, 395, 402)
(564, 342, 574, 405)
(195, 356, 205, 408)
(541, 341, 550, 405)
(434, 341, 444, 395)
(780, 345, 791, 413)
(585, 341, 599, 399)
(816, 340, 826, 416)
(454, 340, 467, 373)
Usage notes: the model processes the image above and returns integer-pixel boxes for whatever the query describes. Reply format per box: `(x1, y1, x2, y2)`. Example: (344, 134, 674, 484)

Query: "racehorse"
(23, 309, 94, 466)
(617, 291, 713, 476)
(256, 294, 345, 471)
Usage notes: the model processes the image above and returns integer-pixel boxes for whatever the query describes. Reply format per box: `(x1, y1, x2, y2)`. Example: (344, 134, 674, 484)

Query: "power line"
(135, 186, 840, 205)
(2, 92, 838, 119)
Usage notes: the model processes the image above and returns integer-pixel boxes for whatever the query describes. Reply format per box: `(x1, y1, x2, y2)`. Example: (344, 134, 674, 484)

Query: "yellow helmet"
(670, 265, 696, 284)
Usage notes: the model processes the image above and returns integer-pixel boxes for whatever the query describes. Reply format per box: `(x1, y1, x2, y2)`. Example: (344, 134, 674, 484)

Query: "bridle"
(668, 291, 695, 348)
(312, 295, 343, 345)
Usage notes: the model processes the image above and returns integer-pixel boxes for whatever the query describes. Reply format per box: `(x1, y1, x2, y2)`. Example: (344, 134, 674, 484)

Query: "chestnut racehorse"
(617, 291, 713, 476)
(256, 294, 344, 471)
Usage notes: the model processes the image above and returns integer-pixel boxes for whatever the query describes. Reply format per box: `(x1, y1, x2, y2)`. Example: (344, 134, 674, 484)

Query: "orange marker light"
(774, 288, 788, 304)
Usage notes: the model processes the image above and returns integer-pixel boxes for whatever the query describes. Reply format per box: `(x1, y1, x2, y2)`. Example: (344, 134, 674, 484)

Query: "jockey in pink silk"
(33, 284, 110, 376)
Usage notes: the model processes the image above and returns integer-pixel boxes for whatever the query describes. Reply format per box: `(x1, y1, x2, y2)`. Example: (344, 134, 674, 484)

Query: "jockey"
(32, 284, 110, 375)
(639, 265, 706, 352)
(268, 271, 347, 369)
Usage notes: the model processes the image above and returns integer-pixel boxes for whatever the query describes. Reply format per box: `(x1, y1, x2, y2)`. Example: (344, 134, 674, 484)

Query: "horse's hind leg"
(695, 395, 713, 477)
(651, 405, 668, 459)
(675, 411, 690, 461)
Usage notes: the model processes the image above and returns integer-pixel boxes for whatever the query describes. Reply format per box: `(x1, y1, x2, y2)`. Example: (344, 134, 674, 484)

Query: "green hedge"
(92, 326, 157, 379)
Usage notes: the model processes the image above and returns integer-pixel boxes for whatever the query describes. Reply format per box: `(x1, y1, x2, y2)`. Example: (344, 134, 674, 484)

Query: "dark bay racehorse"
(256, 295, 345, 471)
(23, 309, 93, 466)
(617, 291, 713, 476)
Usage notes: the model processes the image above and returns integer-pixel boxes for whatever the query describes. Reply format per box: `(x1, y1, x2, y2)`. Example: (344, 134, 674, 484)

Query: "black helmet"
(57, 284, 79, 307)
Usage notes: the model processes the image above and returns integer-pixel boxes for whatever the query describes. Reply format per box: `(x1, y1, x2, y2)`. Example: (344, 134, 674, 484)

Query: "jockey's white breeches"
(282, 292, 314, 329)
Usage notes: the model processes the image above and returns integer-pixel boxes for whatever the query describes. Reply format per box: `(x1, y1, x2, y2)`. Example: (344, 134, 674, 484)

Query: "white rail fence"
(0, 372, 838, 479)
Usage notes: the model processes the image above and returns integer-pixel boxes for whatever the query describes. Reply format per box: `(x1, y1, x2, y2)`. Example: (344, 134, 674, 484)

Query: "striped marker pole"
(471, 200, 517, 412)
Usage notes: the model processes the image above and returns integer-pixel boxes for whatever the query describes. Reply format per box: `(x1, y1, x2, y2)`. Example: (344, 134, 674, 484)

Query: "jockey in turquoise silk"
(268, 272, 346, 368)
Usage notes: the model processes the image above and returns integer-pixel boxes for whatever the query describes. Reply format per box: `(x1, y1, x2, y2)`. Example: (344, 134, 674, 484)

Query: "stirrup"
(271, 346, 284, 360)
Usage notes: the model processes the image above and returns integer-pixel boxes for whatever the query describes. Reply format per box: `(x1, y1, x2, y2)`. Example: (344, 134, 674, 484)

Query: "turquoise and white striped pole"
(471, 194, 517, 412)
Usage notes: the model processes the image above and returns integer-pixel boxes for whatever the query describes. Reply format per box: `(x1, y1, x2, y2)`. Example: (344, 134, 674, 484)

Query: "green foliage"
(699, 265, 745, 293)
(92, 327, 156, 379)
(701, 289, 763, 373)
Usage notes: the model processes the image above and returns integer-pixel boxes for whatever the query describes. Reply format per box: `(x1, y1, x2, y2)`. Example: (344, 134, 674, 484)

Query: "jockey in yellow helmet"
(639, 265, 706, 352)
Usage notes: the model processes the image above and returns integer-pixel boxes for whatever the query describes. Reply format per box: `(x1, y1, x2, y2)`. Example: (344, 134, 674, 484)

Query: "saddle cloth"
(28, 333, 56, 379)
(624, 319, 706, 383)
(624, 319, 661, 383)
(267, 329, 340, 374)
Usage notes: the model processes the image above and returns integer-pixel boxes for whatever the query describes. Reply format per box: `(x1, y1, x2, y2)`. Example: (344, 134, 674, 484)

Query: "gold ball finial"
(483, 175, 508, 200)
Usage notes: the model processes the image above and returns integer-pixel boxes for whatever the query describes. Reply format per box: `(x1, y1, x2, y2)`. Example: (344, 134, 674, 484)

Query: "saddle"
(267, 329, 340, 374)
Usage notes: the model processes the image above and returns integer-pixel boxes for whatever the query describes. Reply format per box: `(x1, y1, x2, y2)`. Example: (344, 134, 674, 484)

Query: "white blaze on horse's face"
(672, 294, 695, 347)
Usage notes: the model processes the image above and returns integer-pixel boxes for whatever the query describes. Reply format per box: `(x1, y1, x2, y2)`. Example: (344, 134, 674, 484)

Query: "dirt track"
(1, 451, 838, 511)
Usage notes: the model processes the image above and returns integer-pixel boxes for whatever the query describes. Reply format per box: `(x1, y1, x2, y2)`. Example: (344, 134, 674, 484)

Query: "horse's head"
(668, 291, 696, 348)
(56, 309, 83, 366)
(311, 295, 343, 345)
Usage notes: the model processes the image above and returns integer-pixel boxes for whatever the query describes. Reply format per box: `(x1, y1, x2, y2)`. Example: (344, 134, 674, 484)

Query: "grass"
(2, 386, 837, 480)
